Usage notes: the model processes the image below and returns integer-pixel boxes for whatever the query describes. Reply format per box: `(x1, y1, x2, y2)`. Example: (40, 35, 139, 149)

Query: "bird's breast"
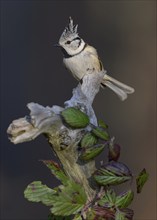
(63, 49, 102, 81)
(63, 54, 87, 80)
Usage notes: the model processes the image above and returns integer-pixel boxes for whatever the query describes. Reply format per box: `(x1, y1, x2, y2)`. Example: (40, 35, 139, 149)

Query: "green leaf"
(115, 208, 134, 220)
(73, 214, 82, 220)
(98, 190, 133, 210)
(94, 161, 132, 186)
(121, 208, 134, 220)
(92, 127, 109, 140)
(48, 213, 71, 220)
(79, 144, 105, 161)
(61, 107, 90, 128)
(94, 169, 131, 186)
(86, 208, 96, 220)
(50, 181, 87, 216)
(115, 190, 134, 208)
(86, 206, 115, 219)
(98, 119, 108, 129)
(136, 168, 149, 193)
(42, 160, 68, 184)
(94, 162, 132, 186)
(115, 210, 126, 220)
(104, 161, 132, 177)
(80, 132, 98, 148)
(98, 190, 116, 208)
(24, 181, 56, 206)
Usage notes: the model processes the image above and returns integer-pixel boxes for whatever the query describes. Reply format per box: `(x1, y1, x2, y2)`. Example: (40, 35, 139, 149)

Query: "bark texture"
(7, 70, 105, 201)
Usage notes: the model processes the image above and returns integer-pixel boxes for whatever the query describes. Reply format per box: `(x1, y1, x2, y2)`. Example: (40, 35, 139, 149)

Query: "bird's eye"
(66, 41, 71, 44)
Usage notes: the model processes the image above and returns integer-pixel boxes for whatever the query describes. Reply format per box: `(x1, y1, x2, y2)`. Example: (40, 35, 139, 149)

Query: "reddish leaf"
(120, 208, 134, 220)
(93, 205, 115, 218)
(108, 143, 121, 162)
(104, 161, 132, 177)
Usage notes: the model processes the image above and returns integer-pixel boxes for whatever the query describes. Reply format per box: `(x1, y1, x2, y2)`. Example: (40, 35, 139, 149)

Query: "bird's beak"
(53, 43, 61, 47)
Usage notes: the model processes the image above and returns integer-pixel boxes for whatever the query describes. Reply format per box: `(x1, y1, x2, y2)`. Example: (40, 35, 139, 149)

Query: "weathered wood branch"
(7, 70, 105, 201)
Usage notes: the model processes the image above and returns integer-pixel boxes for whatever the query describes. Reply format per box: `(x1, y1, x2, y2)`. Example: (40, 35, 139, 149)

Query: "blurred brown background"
(1, 1, 156, 220)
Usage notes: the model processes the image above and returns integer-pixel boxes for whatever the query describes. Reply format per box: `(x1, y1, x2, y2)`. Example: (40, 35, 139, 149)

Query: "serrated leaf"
(80, 132, 98, 148)
(115, 210, 126, 220)
(120, 208, 134, 220)
(104, 161, 132, 177)
(73, 214, 82, 220)
(48, 213, 71, 220)
(86, 206, 115, 219)
(92, 127, 109, 140)
(94, 161, 132, 186)
(115, 209, 134, 220)
(115, 190, 134, 208)
(136, 168, 149, 193)
(98, 189, 133, 211)
(94, 170, 131, 186)
(98, 119, 108, 129)
(79, 144, 105, 161)
(42, 160, 68, 184)
(61, 107, 90, 128)
(50, 181, 87, 216)
(98, 190, 116, 208)
(86, 208, 96, 220)
(24, 181, 56, 206)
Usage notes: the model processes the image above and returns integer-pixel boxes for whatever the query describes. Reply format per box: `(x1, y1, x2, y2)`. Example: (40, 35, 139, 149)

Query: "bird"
(55, 17, 134, 101)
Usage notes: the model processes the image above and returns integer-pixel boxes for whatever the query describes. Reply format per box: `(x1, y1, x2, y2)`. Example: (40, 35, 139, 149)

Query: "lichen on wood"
(7, 70, 105, 201)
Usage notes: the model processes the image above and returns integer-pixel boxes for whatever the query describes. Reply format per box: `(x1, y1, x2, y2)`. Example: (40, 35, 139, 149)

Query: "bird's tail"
(102, 74, 135, 101)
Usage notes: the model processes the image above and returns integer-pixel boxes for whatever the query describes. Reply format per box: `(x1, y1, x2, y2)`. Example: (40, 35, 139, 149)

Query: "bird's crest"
(59, 17, 79, 41)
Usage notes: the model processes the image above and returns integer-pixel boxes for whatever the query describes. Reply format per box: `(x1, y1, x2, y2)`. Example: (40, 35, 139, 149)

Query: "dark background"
(1, 1, 156, 220)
